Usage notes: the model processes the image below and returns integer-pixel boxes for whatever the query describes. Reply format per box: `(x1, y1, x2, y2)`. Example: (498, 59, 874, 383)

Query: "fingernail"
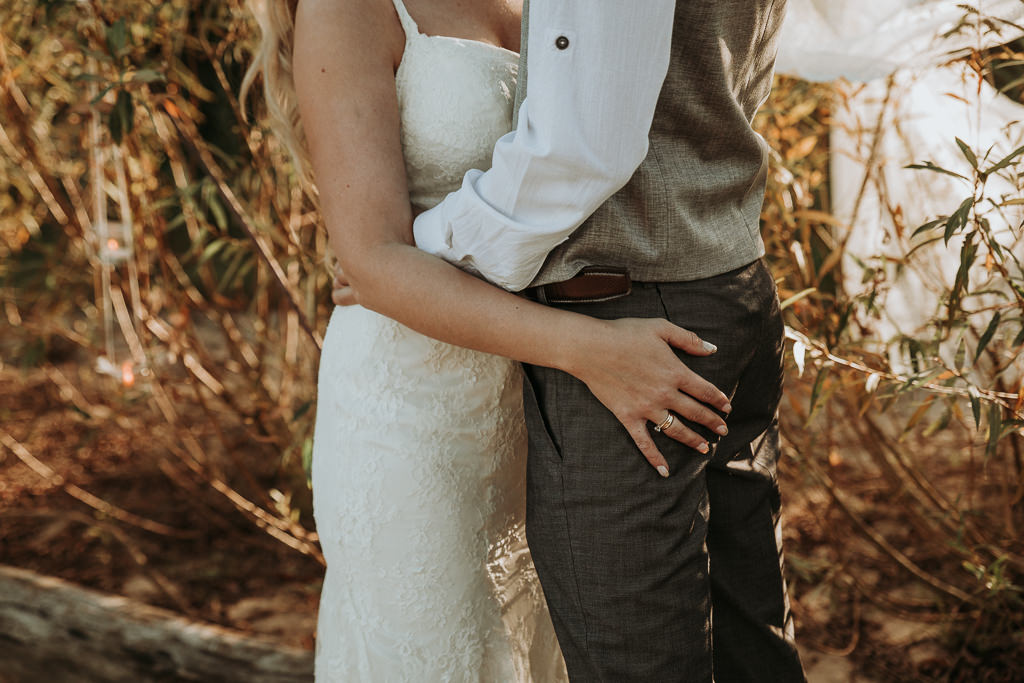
(716, 424, 728, 436)
(723, 403, 733, 414)
(657, 465, 670, 478)
(697, 442, 709, 454)
(702, 341, 718, 353)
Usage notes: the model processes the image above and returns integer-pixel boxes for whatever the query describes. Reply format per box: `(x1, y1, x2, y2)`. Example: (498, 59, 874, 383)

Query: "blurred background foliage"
(0, 0, 1022, 680)
(1, 0, 327, 637)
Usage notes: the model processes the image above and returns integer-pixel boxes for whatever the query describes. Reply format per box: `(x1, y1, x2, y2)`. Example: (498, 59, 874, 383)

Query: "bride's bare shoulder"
(294, 0, 404, 67)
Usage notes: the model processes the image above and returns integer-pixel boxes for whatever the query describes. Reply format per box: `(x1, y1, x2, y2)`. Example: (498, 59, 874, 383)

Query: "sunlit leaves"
(864, 372, 881, 394)
(906, 160, 970, 182)
(808, 365, 831, 422)
(105, 18, 129, 58)
(981, 143, 1024, 179)
(793, 340, 807, 377)
(956, 136, 979, 169)
(129, 69, 164, 84)
(975, 311, 1002, 362)
(780, 287, 817, 310)
(945, 197, 976, 244)
(986, 403, 1003, 459)
(969, 385, 983, 427)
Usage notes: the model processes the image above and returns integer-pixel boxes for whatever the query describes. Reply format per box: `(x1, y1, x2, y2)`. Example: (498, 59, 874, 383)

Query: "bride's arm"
(293, 0, 730, 474)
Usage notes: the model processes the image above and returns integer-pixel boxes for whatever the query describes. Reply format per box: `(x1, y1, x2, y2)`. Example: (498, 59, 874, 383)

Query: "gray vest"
(517, 0, 788, 287)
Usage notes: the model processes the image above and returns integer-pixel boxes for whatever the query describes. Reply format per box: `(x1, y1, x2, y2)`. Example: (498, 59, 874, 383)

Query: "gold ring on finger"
(653, 413, 675, 433)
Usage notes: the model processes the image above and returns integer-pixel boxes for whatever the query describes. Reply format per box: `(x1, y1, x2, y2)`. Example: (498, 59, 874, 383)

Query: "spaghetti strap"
(390, 0, 420, 41)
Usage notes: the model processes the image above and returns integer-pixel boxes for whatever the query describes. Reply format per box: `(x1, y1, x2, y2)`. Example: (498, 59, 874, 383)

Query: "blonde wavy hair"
(241, 0, 317, 197)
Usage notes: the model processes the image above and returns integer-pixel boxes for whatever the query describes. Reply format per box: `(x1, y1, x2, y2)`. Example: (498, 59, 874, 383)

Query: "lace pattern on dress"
(311, 2, 565, 679)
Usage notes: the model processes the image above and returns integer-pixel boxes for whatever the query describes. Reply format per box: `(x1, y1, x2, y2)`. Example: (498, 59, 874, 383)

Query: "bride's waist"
(321, 305, 517, 372)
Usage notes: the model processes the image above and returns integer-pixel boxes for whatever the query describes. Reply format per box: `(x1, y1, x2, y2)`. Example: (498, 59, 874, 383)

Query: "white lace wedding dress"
(310, 1, 566, 680)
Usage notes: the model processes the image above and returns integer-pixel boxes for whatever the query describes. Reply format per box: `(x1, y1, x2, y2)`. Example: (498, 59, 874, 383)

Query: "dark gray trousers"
(523, 259, 806, 682)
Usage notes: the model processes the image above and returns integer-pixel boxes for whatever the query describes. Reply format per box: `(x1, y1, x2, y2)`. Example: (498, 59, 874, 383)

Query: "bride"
(247, 0, 732, 679)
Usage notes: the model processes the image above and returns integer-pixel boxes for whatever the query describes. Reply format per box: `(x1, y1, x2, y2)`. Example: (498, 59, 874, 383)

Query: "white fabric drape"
(775, 1, 1024, 372)
(777, 0, 1024, 82)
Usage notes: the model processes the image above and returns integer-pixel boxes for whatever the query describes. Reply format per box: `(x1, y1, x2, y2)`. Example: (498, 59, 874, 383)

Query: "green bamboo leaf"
(780, 287, 816, 310)
(108, 106, 123, 144)
(301, 437, 314, 485)
(944, 217, 961, 244)
(130, 69, 164, 84)
(217, 248, 249, 292)
(206, 194, 229, 232)
(293, 401, 313, 421)
(906, 234, 946, 257)
(808, 366, 830, 420)
(903, 395, 936, 435)
(986, 403, 1002, 458)
(1000, 419, 1024, 438)
(944, 197, 975, 244)
(951, 241, 977, 310)
(110, 89, 133, 144)
(923, 404, 952, 437)
(834, 303, 853, 340)
(954, 334, 967, 369)
(906, 161, 970, 182)
(106, 18, 128, 57)
(982, 143, 1024, 177)
(1011, 281, 1024, 303)
(955, 137, 978, 169)
(965, 288, 1009, 300)
(987, 233, 1003, 259)
(199, 239, 228, 264)
(89, 84, 113, 105)
(166, 213, 187, 231)
(1013, 324, 1024, 347)
(118, 90, 134, 134)
(975, 311, 1002, 362)
(233, 259, 257, 288)
(969, 386, 982, 428)
(911, 216, 948, 238)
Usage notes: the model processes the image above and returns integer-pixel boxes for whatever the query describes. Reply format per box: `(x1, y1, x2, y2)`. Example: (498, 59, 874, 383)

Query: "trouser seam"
(558, 464, 592, 662)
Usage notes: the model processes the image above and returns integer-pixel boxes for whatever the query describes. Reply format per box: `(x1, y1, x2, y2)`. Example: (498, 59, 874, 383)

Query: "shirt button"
(555, 35, 569, 50)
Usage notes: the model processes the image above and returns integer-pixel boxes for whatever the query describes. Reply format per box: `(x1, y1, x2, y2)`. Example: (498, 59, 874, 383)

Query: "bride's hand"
(331, 266, 357, 306)
(565, 317, 731, 477)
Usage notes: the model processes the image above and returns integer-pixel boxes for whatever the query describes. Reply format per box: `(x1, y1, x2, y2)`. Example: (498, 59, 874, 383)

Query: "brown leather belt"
(523, 266, 632, 304)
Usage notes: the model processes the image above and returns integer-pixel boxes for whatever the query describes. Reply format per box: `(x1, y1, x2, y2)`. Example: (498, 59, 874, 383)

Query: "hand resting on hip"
(331, 266, 730, 476)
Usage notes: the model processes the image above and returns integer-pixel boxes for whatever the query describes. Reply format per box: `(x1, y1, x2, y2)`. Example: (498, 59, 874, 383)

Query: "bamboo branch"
(786, 326, 1022, 412)
(0, 430, 194, 539)
(784, 436, 977, 605)
(158, 102, 322, 351)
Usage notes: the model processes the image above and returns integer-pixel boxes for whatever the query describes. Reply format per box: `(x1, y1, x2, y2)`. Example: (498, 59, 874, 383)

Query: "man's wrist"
(411, 206, 450, 258)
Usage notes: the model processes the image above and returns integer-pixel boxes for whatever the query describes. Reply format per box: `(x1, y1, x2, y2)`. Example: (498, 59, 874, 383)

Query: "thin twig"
(784, 436, 977, 605)
(786, 326, 1022, 412)
(159, 102, 322, 350)
(0, 507, 197, 617)
(0, 429, 195, 539)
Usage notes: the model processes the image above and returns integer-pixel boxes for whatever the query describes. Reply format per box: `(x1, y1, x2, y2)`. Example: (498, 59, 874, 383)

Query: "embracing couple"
(249, 0, 806, 680)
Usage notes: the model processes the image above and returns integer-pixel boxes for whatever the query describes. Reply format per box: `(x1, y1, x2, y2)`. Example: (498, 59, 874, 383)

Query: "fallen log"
(0, 565, 314, 683)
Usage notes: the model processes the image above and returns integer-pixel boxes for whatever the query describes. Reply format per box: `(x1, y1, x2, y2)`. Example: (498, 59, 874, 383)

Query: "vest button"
(555, 35, 569, 50)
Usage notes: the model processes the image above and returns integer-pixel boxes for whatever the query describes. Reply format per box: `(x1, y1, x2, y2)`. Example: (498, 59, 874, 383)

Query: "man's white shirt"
(412, 1, 676, 292)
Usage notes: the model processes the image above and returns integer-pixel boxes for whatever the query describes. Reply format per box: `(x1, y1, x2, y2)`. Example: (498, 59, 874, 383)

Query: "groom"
(343, 1, 805, 680)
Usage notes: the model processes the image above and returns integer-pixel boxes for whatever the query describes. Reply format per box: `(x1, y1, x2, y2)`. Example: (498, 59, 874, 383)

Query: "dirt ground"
(1, 351, 1021, 681)
(0, 357, 323, 652)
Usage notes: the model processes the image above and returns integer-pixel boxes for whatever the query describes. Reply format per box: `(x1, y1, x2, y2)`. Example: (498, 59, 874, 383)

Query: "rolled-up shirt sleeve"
(412, 0, 676, 291)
